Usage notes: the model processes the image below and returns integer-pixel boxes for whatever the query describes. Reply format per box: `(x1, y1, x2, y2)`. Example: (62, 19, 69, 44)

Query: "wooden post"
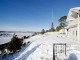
(65, 43, 66, 56)
(53, 44, 55, 60)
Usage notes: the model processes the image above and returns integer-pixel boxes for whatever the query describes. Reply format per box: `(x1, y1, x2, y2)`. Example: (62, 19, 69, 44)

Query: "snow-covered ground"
(0, 32, 34, 45)
(0, 32, 80, 60)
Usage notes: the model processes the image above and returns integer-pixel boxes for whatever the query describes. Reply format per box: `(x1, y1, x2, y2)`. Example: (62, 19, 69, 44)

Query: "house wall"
(77, 22, 80, 41)
(68, 27, 78, 41)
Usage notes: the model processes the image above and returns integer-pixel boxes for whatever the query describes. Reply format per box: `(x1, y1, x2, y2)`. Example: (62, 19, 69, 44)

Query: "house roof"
(67, 7, 80, 21)
(67, 7, 80, 28)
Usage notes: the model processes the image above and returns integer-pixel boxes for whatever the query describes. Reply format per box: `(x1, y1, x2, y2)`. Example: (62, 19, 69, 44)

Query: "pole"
(65, 43, 66, 56)
(53, 44, 55, 60)
(52, 8, 53, 22)
(77, 13, 80, 41)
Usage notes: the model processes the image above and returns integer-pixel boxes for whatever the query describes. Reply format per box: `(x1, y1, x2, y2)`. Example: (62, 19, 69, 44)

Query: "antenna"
(52, 8, 53, 22)
(51, 8, 54, 29)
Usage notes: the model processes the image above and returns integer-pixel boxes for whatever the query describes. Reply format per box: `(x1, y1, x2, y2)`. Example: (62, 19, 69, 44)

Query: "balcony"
(67, 20, 78, 28)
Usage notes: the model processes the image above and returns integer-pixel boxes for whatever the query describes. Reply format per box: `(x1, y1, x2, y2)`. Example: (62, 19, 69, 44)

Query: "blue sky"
(0, 0, 80, 31)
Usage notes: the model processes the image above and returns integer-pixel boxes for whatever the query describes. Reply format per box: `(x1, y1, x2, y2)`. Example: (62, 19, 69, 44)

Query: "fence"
(53, 43, 66, 60)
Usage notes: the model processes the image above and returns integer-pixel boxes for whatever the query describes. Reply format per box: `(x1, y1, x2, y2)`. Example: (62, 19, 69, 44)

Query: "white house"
(59, 27, 67, 34)
(67, 7, 80, 41)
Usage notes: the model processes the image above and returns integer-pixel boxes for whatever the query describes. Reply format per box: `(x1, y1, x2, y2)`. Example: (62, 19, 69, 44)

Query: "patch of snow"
(0, 37, 12, 45)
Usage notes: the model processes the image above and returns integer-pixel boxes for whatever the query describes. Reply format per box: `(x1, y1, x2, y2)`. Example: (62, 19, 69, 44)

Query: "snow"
(14, 32, 80, 60)
(0, 32, 80, 60)
(0, 37, 12, 45)
(0, 32, 34, 45)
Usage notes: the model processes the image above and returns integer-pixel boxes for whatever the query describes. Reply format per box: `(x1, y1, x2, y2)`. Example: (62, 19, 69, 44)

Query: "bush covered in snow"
(0, 35, 25, 56)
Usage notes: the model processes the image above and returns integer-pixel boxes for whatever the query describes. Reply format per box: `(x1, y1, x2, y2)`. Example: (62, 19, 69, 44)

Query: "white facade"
(67, 7, 80, 41)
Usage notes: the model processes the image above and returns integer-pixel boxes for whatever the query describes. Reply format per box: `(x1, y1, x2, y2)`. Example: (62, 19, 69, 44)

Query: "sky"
(0, 0, 80, 31)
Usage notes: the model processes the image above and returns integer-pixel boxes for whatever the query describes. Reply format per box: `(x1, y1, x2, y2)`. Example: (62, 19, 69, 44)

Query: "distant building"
(67, 7, 80, 41)
(59, 26, 67, 34)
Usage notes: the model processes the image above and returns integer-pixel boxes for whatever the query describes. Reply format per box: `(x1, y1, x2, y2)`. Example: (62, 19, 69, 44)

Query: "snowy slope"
(0, 32, 80, 60)
(14, 32, 80, 60)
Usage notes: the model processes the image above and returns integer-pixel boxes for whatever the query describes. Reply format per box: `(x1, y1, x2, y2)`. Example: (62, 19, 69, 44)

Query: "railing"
(53, 43, 66, 60)
(67, 20, 78, 28)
